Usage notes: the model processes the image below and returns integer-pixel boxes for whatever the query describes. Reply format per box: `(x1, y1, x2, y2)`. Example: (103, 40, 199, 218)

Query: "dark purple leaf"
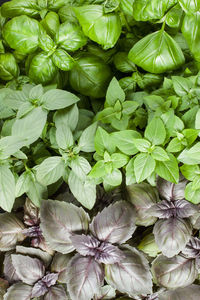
(3, 283, 32, 300)
(182, 237, 200, 258)
(157, 176, 187, 201)
(105, 245, 152, 296)
(0, 213, 25, 251)
(31, 280, 49, 297)
(159, 284, 200, 300)
(153, 217, 192, 257)
(42, 273, 58, 287)
(3, 253, 20, 283)
(22, 225, 42, 238)
(51, 253, 72, 283)
(148, 199, 198, 219)
(125, 183, 159, 226)
(90, 201, 136, 244)
(40, 200, 90, 253)
(11, 254, 45, 285)
(152, 254, 198, 289)
(66, 254, 104, 300)
(71, 234, 125, 264)
(44, 285, 68, 300)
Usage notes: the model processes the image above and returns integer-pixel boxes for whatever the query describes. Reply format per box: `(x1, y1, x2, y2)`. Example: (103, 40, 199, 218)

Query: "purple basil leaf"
(94, 285, 116, 300)
(42, 273, 58, 287)
(66, 254, 104, 300)
(90, 201, 136, 244)
(11, 254, 45, 285)
(148, 199, 198, 219)
(71, 234, 125, 264)
(24, 198, 39, 226)
(125, 183, 159, 226)
(3, 253, 20, 283)
(40, 200, 90, 254)
(44, 285, 68, 300)
(31, 280, 49, 297)
(0, 213, 25, 251)
(157, 176, 187, 201)
(16, 245, 52, 267)
(151, 254, 198, 289)
(105, 245, 152, 297)
(51, 253, 73, 283)
(182, 237, 200, 259)
(153, 217, 192, 257)
(159, 284, 200, 300)
(3, 283, 32, 300)
(22, 225, 42, 238)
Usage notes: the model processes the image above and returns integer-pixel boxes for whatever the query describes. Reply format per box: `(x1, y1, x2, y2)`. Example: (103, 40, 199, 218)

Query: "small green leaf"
(172, 76, 191, 96)
(126, 157, 136, 185)
(56, 124, 74, 150)
(111, 130, 141, 155)
(195, 109, 200, 130)
(133, 138, 151, 152)
(166, 138, 184, 153)
(134, 153, 156, 183)
(111, 153, 129, 168)
(151, 146, 169, 161)
(36, 156, 65, 186)
(156, 153, 179, 183)
(95, 127, 116, 156)
(192, 176, 200, 191)
(145, 117, 166, 145)
(15, 171, 31, 197)
(89, 161, 106, 178)
(105, 77, 125, 107)
(178, 143, 200, 164)
(0, 165, 15, 212)
(103, 169, 122, 187)
(180, 164, 199, 181)
(185, 182, 200, 204)
(78, 122, 97, 152)
(0, 136, 26, 159)
(70, 156, 91, 180)
(52, 49, 74, 71)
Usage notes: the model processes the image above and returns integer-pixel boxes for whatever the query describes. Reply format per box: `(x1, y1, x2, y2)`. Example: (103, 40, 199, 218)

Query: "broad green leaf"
(70, 156, 91, 181)
(179, 0, 200, 13)
(17, 102, 34, 119)
(15, 171, 31, 197)
(165, 4, 183, 29)
(29, 84, 44, 100)
(113, 52, 136, 73)
(126, 158, 136, 185)
(156, 153, 179, 183)
(1, 0, 38, 17)
(0, 53, 19, 81)
(26, 173, 47, 207)
(28, 52, 57, 85)
(41, 89, 79, 110)
(192, 175, 200, 190)
(182, 12, 200, 62)
(56, 21, 87, 51)
(38, 31, 55, 52)
(95, 127, 116, 156)
(111, 130, 141, 155)
(12, 107, 47, 146)
(144, 95, 164, 111)
(56, 124, 74, 150)
(134, 153, 156, 183)
(105, 77, 125, 107)
(195, 108, 200, 129)
(78, 122, 97, 152)
(180, 164, 199, 181)
(166, 138, 184, 153)
(133, 138, 151, 152)
(3, 15, 39, 54)
(178, 143, 200, 164)
(151, 146, 169, 161)
(0, 165, 15, 212)
(145, 117, 166, 145)
(68, 171, 96, 209)
(128, 30, 185, 74)
(74, 5, 121, 50)
(132, 0, 176, 21)
(41, 11, 60, 37)
(103, 169, 122, 187)
(36, 156, 65, 186)
(52, 49, 74, 71)
(0, 136, 26, 159)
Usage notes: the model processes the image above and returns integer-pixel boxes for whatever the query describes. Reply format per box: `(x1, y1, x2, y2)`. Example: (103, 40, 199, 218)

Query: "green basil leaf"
(111, 153, 129, 168)
(74, 5, 121, 49)
(155, 153, 179, 183)
(128, 30, 185, 74)
(192, 175, 200, 191)
(151, 146, 169, 161)
(1, 0, 38, 18)
(95, 127, 116, 156)
(0, 53, 19, 81)
(56, 21, 87, 51)
(113, 52, 136, 73)
(134, 153, 156, 183)
(15, 171, 31, 197)
(185, 182, 200, 204)
(54, 104, 79, 132)
(145, 117, 166, 145)
(180, 164, 199, 181)
(126, 157, 136, 185)
(41, 12, 60, 37)
(0, 165, 15, 212)
(70, 156, 91, 180)
(0, 136, 26, 160)
(3, 15, 40, 54)
(36, 156, 65, 186)
(178, 0, 200, 13)
(172, 76, 191, 96)
(52, 49, 74, 71)
(105, 77, 125, 107)
(111, 130, 141, 155)
(133, 138, 151, 152)
(195, 108, 200, 129)
(103, 169, 122, 187)
(56, 124, 74, 150)
(178, 143, 200, 164)
(166, 137, 184, 153)
(78, 122, 97, 152)
(165, 4, 183, 29)
(89, 160, 106, 178)
(27, 173, 47, 207)
(41, 89, 79, 110)
(28, 52, 57, 85)
(68, 171, 96, 209)
(182, 13, 200, 62)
